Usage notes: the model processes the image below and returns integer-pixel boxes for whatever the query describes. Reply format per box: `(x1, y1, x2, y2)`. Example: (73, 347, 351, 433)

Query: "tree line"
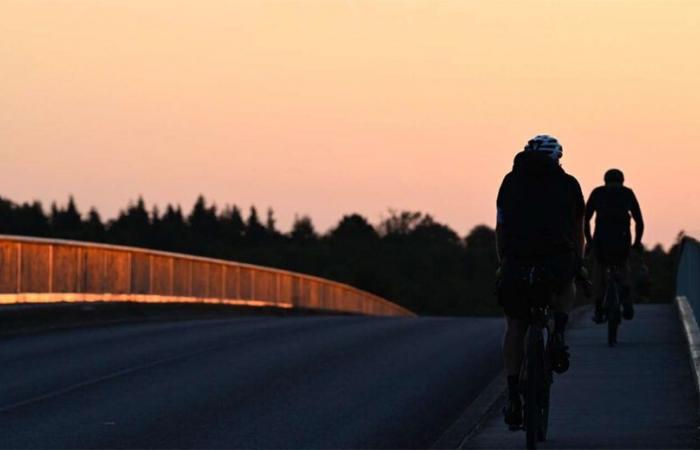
(0, 195, 679, 315)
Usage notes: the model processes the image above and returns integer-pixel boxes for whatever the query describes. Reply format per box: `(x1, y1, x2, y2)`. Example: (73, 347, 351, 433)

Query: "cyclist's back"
(586, 181, 642, 263)
(498, 151, 582, 260)
(585, 169, 644, 322)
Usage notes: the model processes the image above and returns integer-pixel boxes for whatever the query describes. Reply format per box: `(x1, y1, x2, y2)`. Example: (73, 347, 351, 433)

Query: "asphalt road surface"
(0, 315, 502, 449)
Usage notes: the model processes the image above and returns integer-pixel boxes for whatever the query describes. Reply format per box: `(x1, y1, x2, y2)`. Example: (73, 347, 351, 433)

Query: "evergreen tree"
(108, 197, 151, 247)
(83, 208, 106, 242)
(159, 205, 189, 252)
(245, 206, 266, 243)
(0, 197, 14, 234)
(220, 205, 245, 246)
(15, 201, 50, 237)
(50, 196, 83, 239)
(266, 208, 277, 233)
(188, 195, 220, 254)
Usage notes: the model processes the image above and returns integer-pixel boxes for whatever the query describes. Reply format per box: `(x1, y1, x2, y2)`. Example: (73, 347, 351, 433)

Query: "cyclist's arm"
(630, 191, 644, 246)
(496, 217, 505, 263)
(574, 217, 585, 261)
(573, 179, 586, 261)
(584, 190, 597, 245)
(496, 177, 508, 263)
(574, 194, 588, 258)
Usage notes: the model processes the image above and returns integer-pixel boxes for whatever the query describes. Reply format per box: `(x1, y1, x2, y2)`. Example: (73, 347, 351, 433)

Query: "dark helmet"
(604, 168, 625, 184)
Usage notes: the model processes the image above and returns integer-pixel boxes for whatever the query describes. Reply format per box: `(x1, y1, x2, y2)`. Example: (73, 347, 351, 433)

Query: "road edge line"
(431, 304, 592, 449)
(675, 296, 700, 414)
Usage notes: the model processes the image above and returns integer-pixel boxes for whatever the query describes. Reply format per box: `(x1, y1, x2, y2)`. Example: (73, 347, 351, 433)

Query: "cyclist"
(496, 135, 585, 429)
(585, 169, 644, 323)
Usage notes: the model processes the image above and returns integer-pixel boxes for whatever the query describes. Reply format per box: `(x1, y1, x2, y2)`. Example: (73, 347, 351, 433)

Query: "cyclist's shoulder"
(593, 184, 631, 198)
(557, 167, 580, 183)
(590, 185, 606, 195)
(610, 185, 638, 201)
(498, 171, 517, 191)
(497, 172, 515, 205)
(621, 185, 637, 197)
(559, 171, 583, 194)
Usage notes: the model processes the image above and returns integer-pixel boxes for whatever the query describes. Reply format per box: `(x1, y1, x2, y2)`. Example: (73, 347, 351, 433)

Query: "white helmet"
(524, 135, 563, 161)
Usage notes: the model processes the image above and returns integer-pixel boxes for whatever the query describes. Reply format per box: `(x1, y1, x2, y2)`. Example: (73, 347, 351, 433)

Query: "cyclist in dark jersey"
(496, 135, 585, 429)
(585, 168, 644, 323)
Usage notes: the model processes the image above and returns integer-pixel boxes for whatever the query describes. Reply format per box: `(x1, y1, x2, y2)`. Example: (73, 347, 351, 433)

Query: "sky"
(2, 1, 700, 247)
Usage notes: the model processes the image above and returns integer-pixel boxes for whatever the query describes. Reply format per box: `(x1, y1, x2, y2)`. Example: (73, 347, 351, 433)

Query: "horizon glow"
(3, 1, 700, 247)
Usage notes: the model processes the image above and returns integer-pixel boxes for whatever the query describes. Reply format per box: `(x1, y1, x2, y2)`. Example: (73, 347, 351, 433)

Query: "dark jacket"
(497, 151, 585, 260)
(585, 184, 644, 261)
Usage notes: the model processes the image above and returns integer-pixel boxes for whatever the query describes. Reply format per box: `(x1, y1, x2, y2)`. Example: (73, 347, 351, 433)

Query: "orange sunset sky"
(2, 1, 699, 247)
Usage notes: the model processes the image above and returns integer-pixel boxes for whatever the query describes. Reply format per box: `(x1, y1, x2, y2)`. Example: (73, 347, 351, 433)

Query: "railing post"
(16, 242, 22, 293)
(127, 252, 133, 295)
(149, 255, 154, 295)
(188, 260, 193, 296)
(251, 270, 256, 301)
(222, 266, 226, 300)
(169, 257, 174, 296)
(48, 244, 53, 293)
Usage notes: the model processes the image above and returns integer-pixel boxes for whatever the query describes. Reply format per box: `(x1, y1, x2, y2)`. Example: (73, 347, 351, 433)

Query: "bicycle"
(517, 267, 555, 450)
(603, 265, 623, 347)
(497, 262, 585, 449)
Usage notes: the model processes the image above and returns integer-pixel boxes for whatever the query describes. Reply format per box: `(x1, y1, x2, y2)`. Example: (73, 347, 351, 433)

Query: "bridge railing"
(0, 235, 413, 317)
(676, 236, 700, 402)
(678, 236, 700, 324)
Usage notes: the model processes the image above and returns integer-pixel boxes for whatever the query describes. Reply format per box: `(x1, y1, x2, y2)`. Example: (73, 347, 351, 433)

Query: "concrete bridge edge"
(675, 295, 700, 417)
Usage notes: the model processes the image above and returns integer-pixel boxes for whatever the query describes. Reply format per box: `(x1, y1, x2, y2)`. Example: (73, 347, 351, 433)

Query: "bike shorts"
(592, 257, 631, 303)
(501, 282, 576, 320)
(497, 253, 577, 320)
(593, 236, 631, 266)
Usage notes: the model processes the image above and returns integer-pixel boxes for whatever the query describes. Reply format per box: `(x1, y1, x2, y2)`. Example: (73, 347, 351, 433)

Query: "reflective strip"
(0, 293, 294, 309)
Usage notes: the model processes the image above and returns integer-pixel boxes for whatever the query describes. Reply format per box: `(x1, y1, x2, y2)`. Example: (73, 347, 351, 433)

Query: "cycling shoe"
(550, 332, 570, 374)
(503, 395, 522, 430)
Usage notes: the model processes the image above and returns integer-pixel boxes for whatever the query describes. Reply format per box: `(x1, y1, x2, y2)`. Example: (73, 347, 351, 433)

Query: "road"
(0, 315, 502, 449)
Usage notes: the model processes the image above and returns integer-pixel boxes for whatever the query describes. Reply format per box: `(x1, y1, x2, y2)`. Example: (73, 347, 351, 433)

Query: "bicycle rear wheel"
(607, 314, 619, 346)
(538, 377, 550, 441)
(525, 327, 544, 449)
(606, 283, 620, 347)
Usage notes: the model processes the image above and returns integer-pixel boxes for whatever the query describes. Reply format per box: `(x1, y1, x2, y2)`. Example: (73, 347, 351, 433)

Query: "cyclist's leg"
(550, 283, 574, 373)
(504, 315, 528, 377)
(620, 259, 634, 319)
(552, 282, 574, 326)
(592, 257, 607, 322)
(503, 315, 527, 426)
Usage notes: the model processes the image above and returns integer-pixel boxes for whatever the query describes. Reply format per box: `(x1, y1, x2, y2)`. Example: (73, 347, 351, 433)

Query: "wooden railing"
(0, 235, 413, 317)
